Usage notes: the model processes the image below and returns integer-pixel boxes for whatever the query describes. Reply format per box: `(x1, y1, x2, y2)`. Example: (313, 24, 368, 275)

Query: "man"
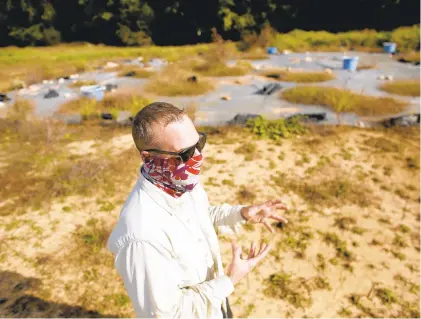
(107, 102, 288, 318)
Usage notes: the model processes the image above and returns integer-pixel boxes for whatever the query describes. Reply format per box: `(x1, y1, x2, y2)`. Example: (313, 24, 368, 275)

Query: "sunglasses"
(144, 132, 207, 163)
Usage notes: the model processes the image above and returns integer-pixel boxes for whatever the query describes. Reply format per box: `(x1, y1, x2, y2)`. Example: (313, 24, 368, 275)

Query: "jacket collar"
(138, 167, 190, 215)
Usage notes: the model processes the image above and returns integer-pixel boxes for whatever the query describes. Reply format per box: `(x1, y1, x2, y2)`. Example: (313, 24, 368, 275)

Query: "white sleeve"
(114, 239, 234, 318)
(208, 204, 247, 228)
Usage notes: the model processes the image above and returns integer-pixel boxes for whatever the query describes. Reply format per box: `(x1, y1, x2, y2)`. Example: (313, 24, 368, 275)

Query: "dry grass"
(0, 117, 419, 318)
(380, 80, 420, 97)
(395, 51, 420, 64)
(57, 93, 151, 118)
(262, 69, 335, 83)
(68, 80, 97, 88)
(282, 86, 408, 116)
(117, 66, 154, 78)
(189, 60, 252, 77)
(145, 65, 214, 96)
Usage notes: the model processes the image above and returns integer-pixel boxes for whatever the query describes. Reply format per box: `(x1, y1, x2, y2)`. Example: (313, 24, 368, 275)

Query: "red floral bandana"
(141, 154, 203, 198)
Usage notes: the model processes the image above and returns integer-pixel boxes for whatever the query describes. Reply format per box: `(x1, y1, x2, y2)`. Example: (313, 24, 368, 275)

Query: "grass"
(189, 59, 252, 77)
(68, 80, 97, 88)
(379, 80, 420, 97)
(234, 142, 257, 161)
(321, 232, 353, 261)
(282, 86, 408, 117)
(264, 272, 331, 308)
(395, 51, 420, 64)
(272, 172, 375, 208)
(117, 66, 154, 78)
(276, 226, 314, 257)
(0, 42, 214, 92)
(236, 186, 256, 203)
(57, 93, 151, 118)
(262, 69, 334, 83)
(145, 65, 214, 96)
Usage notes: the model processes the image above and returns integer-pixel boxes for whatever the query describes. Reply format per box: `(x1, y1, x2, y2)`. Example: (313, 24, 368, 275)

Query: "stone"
(282, 50, 292, 55)
(116, 111, 132, 126)
(104, 61, 119, 69)
(105, 83, 118, 91)
(124, 71, 136, 77)
(381, 114, 420, 127)
(0, 93, 10, 102)
(0, 102, 5, 108)
(254, 83, 282, 95)
(187, 75, 198, 83)
(58, 78, 65, 84)
(44, 89, 59, 99)
(64, 93, 72, 99)
(221, 95, 231, 101)
(227, 114, 260, 126)
(377, 75, 386, 80)
(101, 113, 114, 120)
(324, 68, 333, 74)
(286, 113, 326, 122)
(137, 56, 144, 61)
(70, 74, 79, 79)
(385, 75, 394, 81)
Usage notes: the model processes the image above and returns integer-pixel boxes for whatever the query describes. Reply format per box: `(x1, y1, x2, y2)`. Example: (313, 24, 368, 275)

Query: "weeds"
(236, 186, 256, 203)
(246, 116, 307, 140)
(282, 86, 407, 117)
(117, 66, 153, 78)
(380, 80, 420, 97)
(262, 69, 334, 83)
(68, 80, 97, 88)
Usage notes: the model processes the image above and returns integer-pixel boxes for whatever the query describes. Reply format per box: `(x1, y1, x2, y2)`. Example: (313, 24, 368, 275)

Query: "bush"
(262, 69, 334, 83)
(282, 86, 408, 116)
(380, 80, 420, 97)
(246, 116, 307, 140)
(391, 25, 420, 51)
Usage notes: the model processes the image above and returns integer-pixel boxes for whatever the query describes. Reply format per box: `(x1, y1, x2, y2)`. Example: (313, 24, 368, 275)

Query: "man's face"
(141, 115, 201, 161)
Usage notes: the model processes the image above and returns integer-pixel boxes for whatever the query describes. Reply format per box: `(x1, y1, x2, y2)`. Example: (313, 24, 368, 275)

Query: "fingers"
(231, 240, 242, 259)
(248, 242, 256, 259)
(249, 242, 272, 268)
(263, 219, 274, 233)
(269, 214, 288, 224)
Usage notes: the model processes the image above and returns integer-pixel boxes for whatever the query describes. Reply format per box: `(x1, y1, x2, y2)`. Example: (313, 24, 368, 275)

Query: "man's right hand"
(226, 240, 271, 285)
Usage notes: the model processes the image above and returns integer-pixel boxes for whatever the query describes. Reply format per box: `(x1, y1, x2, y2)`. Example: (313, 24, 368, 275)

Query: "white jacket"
(107, 170, 246, 318)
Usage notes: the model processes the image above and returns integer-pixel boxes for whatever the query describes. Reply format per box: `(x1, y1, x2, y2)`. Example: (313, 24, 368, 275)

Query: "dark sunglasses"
(144, 132, 207, 163)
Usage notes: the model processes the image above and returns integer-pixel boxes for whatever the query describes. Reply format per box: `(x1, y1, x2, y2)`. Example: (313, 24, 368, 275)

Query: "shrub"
(282, 86, 407, 117)
(262, 69, 334, 83)
(246, 115, 307, 140)
(391, 25, 420, 51)
(380, 80, 420, 97)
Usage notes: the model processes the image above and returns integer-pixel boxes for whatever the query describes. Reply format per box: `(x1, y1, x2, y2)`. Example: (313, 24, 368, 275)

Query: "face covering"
(141, 154, 203, 198)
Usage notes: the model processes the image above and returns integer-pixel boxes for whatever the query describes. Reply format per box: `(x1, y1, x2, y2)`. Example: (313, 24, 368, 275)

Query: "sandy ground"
(0, 125, 419, 318)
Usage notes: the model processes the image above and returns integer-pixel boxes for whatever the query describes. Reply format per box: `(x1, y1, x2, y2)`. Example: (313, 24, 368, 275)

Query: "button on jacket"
(107, 169, 246, 318)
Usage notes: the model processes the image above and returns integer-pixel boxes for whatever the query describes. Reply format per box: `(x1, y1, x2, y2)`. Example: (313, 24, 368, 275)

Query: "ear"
(140, 151, 150, 161)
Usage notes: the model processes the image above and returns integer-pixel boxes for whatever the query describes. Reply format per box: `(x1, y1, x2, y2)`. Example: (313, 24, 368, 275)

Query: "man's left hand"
(240, 199, 288, 233)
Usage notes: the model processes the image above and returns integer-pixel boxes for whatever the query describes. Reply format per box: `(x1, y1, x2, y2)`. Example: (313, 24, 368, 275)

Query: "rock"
(58, 78, 65, 84)
(254, 83, 282, 95)
(377, 75, 386, 80)
(187, 75, 198, 83)
(253, 65, 261, 70)
(265, 73, 281, 79)
(385, 75, 394, 81)
(0, 102, 5, 108)
(64, 93, 72, 99)
(70, 74, 79, 80)
(324, 68, 333, 74)
(227, 114, 260, 126)
(0, 93, 10, 102)
(44, 89, 59, 99)
(290, 58, 301, 64)
(221, 95, 231, 101)
(282, 50, 291, 55)
(105, 83, 118, 92)
(116, 111, 133, 126)
(101, 113, 114, 120)
(304, 56, 312, 62)
(124, 71, 136, 77)
(42, 80, 49, 85)
(381, 114, 420, 127)
(415, 61, 420, 66)
(286, 113, 327, 122)
(104, 61, 119, 69)
(137, 56, 144, 61)
(63, 76, 70, 80)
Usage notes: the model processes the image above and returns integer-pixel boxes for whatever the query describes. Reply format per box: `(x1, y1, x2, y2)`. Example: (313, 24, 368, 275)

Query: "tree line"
(0, 0, 419, 47)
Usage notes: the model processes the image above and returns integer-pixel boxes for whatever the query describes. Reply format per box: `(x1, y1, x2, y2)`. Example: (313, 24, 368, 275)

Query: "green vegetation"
(272, 172, 374, 208)
(236, 186, 256, 203)
(190, 60, 252, 77)
(57, 93, 151, 118)
(276, 226, 314, 258)
(282, 86, 408, 117)
(262, 69, 334, 83)
(246, 116, 307, 141)
(380, 80, 420, 97)
(145, 65, 214, 96)
(68, 80, 98, 88)
(118, 66, 154, 78)
(234, 142, 257, 161)
(264, 272, 331, 308)
(321, 232, 353, 261)
(376, 288, 397, 305)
